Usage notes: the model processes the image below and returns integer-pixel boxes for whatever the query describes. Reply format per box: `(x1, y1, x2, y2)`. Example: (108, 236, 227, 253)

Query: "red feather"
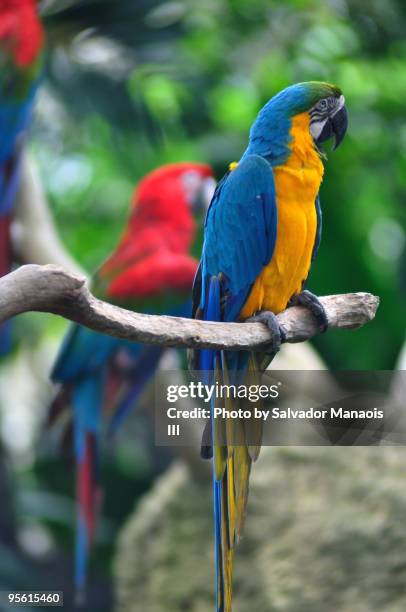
(107, 251, 198, 298)
(0, 0, 43, 67)
(0, 217, 12, 278)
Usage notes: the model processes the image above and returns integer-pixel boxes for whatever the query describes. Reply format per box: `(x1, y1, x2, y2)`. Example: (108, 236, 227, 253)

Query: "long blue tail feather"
(201, 277, 225, 611)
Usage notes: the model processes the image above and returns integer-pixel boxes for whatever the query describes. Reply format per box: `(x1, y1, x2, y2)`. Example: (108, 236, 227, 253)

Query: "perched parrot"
(49, 162, 215, 597)
(0, 0, 44, 353)
(190, 81, 348, 611)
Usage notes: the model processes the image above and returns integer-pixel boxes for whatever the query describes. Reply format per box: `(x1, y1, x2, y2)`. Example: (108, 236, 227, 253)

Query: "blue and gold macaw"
(191, 81, 348, 611)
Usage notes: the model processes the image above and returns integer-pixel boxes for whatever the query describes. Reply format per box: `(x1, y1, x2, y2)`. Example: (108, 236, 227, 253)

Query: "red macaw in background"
(49, 162, 215, 598)
(0, 0, 44, 354)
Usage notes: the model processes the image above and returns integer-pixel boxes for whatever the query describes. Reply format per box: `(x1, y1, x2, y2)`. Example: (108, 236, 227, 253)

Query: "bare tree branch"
(0, 264, 379, 350)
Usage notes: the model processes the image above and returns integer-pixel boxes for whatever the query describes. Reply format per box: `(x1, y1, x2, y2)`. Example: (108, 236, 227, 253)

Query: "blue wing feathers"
(200, 155, 277, 322)
(198, 276, 221, 373)
(0, 80, 39, 215)
(51, 325, 140, 383)
(0, 79, 39, 162)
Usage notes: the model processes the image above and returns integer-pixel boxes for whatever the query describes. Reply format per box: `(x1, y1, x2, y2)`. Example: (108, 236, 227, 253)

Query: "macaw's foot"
(289, 290, 328, 332)
(246, 310, 286, 357)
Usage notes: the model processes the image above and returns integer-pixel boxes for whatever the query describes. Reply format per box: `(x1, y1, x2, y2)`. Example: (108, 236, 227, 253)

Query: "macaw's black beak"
(317, 104, 348, 151)
(331, 104, 348, 150)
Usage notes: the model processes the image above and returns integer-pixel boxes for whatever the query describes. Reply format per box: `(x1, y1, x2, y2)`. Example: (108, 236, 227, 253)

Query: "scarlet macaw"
(191, 81, 348, 611)
(50, 162, 215, 597)
(0, 0, 44, 353)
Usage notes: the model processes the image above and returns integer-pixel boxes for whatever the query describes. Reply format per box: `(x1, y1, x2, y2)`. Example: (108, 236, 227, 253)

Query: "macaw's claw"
(289, 290, 328, 332)
(246, 310, 286, 357)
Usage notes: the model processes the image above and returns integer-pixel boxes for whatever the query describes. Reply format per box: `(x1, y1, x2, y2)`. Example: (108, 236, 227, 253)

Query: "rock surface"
(114, 447, 406, 611)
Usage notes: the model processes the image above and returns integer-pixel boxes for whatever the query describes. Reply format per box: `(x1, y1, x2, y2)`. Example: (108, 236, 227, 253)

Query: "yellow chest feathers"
(275, 112, 324, 197)
(240, 113, 324, 318)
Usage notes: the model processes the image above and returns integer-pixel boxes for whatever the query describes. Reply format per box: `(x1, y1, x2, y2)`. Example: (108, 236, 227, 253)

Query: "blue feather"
(75, 515, 88, 597)
(107, 344, 163, 436)
(203, 277, 223, 610)
(199, 275, 221, 374)
(51, 326, 138, 383)
(72, 374, 103, 461)
(0, 78, 39, 160)
(201, 155, 277, 322)
(0, 321, 12, 356)
(0, 79, 40, 214)
(213, 478, 223, 610)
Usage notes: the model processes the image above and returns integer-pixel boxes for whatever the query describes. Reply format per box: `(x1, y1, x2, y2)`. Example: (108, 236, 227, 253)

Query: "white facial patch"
(331, 94, 345, 117)
(310, 119, 326, 140)
(181, 170, 202, 202)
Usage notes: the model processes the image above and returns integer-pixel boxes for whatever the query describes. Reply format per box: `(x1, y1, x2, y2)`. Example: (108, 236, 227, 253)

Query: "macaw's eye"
(317, 99, 328, 111)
